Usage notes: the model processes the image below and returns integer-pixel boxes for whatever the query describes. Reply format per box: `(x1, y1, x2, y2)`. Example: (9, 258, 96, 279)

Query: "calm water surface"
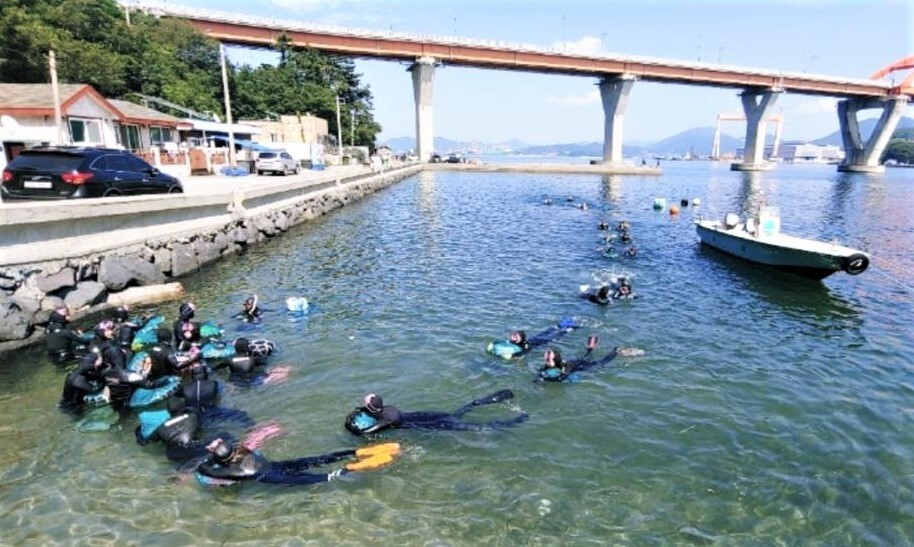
(1, 162, 913, 545)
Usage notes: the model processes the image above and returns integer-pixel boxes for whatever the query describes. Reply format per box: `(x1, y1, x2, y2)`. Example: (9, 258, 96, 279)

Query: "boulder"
(0, 297, 31, 341)
(64, 281, 107, 309)
(152, 247, 172, 276)
(171, 242, 199, 278)
(36, 267, 76, 293)
(193, 238, 221, 268)
(98, 255, 165, 291)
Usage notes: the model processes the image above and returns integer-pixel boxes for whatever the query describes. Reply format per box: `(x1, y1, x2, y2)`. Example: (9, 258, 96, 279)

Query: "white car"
(256, 151, 300, 176)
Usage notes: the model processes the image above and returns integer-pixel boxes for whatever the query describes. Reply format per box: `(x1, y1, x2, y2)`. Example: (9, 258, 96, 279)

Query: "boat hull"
(695, 220, 867, 280)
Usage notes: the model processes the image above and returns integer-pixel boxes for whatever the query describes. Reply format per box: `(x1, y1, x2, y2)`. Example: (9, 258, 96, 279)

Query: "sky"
(149, 0, 913, 145)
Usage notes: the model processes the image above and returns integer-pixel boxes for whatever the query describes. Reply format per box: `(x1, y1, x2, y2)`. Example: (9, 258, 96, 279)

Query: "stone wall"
(0, 166, 420, 355)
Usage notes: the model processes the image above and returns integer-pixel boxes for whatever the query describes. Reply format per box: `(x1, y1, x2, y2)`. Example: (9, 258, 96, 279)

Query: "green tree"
(882, 138, 914, 164)
(232, 41, 381, 148)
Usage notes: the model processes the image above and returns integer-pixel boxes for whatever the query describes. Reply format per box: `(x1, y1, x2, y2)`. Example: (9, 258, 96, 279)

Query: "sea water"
(0, 161, 912, 545)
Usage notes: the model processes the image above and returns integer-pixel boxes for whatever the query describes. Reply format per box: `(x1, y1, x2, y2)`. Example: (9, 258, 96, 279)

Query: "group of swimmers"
(48, 299, 373, 486)
(598, 219, 638, 259)
(46, 204, 644, 489)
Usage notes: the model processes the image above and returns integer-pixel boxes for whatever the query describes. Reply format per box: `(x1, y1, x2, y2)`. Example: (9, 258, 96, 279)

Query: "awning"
(211, 135, 276, 152)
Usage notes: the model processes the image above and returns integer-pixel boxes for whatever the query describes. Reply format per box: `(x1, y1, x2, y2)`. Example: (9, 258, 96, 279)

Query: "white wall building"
(779, 143, 844, 163)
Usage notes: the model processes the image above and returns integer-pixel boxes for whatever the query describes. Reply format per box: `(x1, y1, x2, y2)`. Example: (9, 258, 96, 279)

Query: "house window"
(68, 118, 103, 145)
(149, 126, 173, 144)
(118, 124, 142, 150)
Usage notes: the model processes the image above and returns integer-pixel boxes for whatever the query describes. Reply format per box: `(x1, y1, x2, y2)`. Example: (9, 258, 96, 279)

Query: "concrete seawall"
(0, 164, 421, 353)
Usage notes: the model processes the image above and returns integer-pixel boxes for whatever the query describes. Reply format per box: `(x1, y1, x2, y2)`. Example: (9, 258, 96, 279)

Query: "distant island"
(380, 116, 914, 158)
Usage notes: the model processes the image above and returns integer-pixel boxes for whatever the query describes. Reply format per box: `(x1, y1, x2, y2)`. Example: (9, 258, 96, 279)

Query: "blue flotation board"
(129, 376, 181, 408)
(200, 321, 224, 340)
(136, 408, 171, 443)
(127, 351, 149, 373)
(201, 342, 235, 360)
(131, 315, 166, 351)
(487, 341, 523, 360)
(195, 473, 239, 488)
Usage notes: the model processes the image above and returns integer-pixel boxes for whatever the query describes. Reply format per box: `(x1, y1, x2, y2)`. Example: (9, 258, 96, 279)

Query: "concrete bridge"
(125, 1, 912, 174)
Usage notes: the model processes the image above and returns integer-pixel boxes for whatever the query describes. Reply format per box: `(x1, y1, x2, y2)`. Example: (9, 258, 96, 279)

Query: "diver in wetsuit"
(537, 336, 619, 383)
(206, 338, 276, 375)
(181, 363, 220, 412)
(173, 302, 196, 346)
(196, 437, 401, 486)
(59, 352, 106, 413)
(45, 308, 88, 365)
(581, 285, 613, 305)
(487, 317, 579, 359)
(112, 306, 146, 350)
(236, 295, 263, 323)
(136, 394, 251, 463)
(344, 390, 528, 436)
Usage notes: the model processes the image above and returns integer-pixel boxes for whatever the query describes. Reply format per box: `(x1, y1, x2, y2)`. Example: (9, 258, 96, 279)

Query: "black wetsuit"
(209, 354, 260, 375)
(59, 357, 105, 412)
(537, 348, 620, 382)
(236, 308, 263, 323)
(181, 376, 220, 412)
(114, 319, 144, 350)
(582, 287, 612, 305)
(490, 319, 579, 359)
(148, 341, 183, 379)
(174, 320, 202, 352)
(197, 446, 356, 486)
(345, 390, 528, 435)
(46, 317, 88, 365)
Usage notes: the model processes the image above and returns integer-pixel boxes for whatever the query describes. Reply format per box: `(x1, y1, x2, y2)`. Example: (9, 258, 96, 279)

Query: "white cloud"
(544, 89, 601, 107)
(550, 36, 603, 55)
(792, 98, 838, 115)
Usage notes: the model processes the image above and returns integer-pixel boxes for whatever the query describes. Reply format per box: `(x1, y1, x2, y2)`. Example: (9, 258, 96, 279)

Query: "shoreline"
(426, 162, 662, 175)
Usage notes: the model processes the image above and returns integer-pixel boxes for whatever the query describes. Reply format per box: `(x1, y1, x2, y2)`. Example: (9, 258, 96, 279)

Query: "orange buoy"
(669, 205, 680, 215)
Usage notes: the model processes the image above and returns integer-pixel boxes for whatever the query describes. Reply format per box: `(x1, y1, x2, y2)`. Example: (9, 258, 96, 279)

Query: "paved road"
(0, 164, 376, 207)
(178, 164, 372, 195)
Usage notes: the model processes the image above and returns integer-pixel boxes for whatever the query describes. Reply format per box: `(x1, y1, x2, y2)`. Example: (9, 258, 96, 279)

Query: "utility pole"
(335, 95, 343, 158)
(125, 3, 131, 25)
(220, 44, 236, 166)
(350, 109, 355, 146)
(49, 50, 64, 144)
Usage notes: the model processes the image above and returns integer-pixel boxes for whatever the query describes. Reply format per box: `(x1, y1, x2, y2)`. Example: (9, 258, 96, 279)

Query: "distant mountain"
(379, 136, 531, 153)
(515, 141, 647, 157)
(513, 128, 737, 157)
(650, 127, 738, 156)
(812, 116, 914, 146)
(379, 116, 914, 159)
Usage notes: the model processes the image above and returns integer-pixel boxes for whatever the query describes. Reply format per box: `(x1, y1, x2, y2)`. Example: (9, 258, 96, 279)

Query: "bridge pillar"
(598, 75, 636, 165)
(731, 89, 781, 171)
(836, 97, 906, 173)
(410, 57, 436, 162)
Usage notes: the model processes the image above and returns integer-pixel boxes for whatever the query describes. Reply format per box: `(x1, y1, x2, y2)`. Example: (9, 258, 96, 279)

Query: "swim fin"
(347, 442, 402, 472)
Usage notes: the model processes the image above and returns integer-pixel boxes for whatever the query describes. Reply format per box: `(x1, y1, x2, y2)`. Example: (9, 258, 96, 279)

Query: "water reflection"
(599, 174, 622, 204)
(696, 245, 861, 327)
(735, 171, 765, 219)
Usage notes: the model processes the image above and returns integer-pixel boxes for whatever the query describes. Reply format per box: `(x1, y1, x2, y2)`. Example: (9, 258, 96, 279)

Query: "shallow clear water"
(1, 162, 913, 545)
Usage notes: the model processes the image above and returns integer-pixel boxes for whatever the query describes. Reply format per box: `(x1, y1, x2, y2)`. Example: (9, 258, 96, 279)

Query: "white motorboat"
(695, 207, 870, 280)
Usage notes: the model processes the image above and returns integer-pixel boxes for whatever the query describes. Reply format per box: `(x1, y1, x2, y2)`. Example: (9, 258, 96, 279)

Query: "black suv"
(1, 146, 183, 200)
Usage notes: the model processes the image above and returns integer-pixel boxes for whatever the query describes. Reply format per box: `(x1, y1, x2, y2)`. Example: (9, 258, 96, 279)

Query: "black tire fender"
(842, 253, 869, 275)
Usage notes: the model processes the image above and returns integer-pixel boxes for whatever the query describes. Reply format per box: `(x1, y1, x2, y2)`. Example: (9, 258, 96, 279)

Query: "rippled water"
(1, 162, 913, 545)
